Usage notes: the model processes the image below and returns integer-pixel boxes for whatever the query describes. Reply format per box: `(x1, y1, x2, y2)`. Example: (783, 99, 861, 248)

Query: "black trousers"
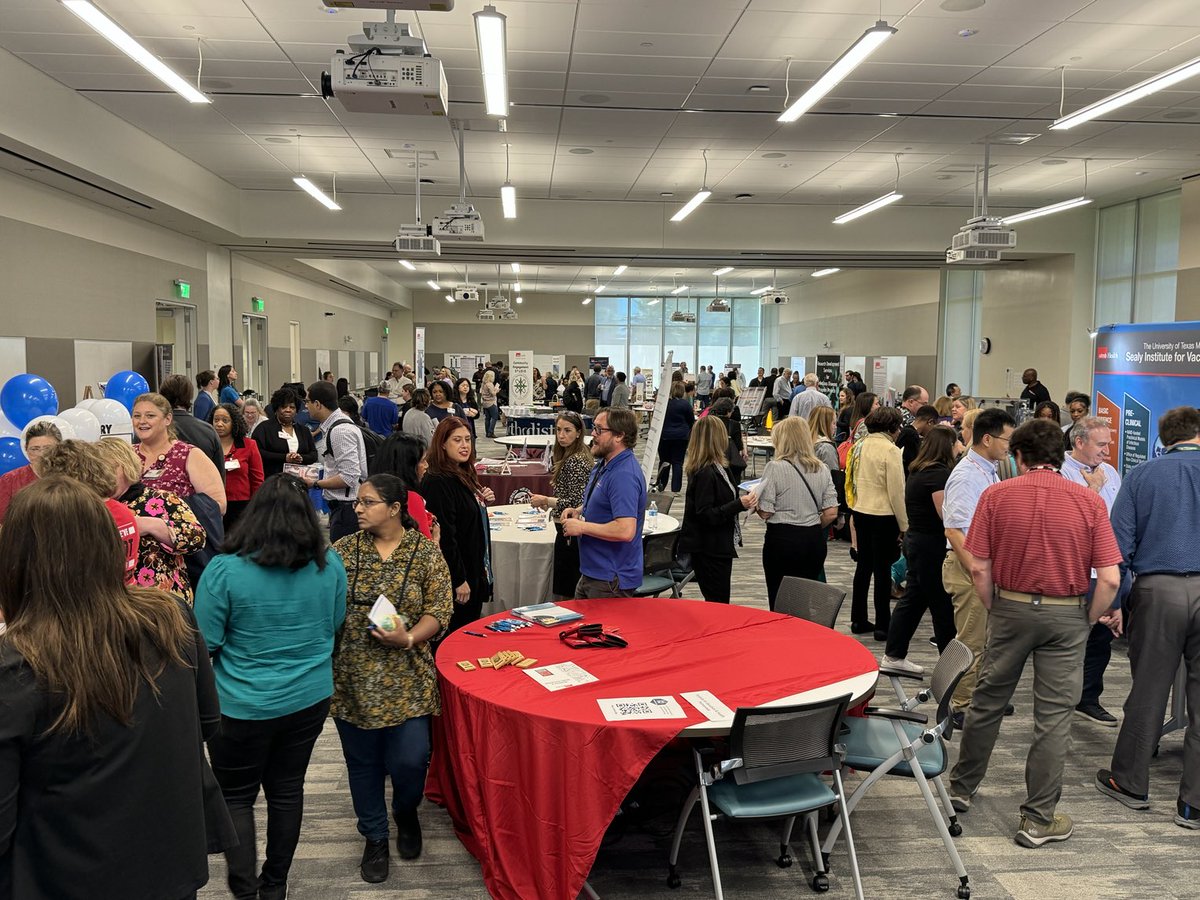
(658, 438, 689, 491)
(851, 511, 900, 630)
(207, 698, 330, 899)
(552, 523, 582, 599)
(328, 499, 358, 543)
(885, 531, 957, 658)
(692, 554, 734, 603)
(762, 522, 827, 611)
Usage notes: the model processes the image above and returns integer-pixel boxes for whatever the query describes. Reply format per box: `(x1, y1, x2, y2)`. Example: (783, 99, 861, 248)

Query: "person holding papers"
(332, 474, 453, 884)
(529, 411, 596, 599)
(563, 408, 647, 598)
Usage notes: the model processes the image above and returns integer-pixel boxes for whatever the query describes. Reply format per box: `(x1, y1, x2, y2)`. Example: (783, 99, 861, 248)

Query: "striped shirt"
(757, 459, 838, 526)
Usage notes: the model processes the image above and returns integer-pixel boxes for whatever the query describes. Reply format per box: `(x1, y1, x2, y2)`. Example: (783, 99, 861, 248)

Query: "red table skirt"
(476, 463, 554, 506)
(425, 599, 877, 900)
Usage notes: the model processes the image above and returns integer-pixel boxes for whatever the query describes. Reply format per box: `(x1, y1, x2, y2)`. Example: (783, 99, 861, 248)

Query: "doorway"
(241, 314, 268, 397)
(155, 301, 197, 381)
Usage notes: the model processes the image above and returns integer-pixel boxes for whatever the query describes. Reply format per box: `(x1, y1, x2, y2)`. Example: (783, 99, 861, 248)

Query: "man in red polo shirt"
(947, 418, 1122, 849)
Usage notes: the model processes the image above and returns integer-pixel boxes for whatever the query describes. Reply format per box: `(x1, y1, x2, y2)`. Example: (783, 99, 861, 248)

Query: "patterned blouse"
(331, 529, 454, 729)
(136, 440, 196, 499)
(551, 451, 596, 519)
(115, 483, 208, 603)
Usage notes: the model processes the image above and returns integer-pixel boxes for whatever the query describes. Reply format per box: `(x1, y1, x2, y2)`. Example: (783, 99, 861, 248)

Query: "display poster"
(508, 350, 534, 406)
(589, 356, 609, 370)
(872, 357, 889, 396)
(738, 386, 768, 415)
(816, 355, 842, 407)
(413, 328, 425, 382)
(315, 349, 331, 382)
(641, 351, 673, 485)
(1092, 321, 1200, 475)
(551, 354, 564, 376)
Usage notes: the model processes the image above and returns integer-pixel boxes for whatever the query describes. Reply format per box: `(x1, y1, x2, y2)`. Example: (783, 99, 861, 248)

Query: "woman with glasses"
(529, 412, 595, 599)
(0, 419, 62, 524)
(420, 417, 494, 635)
(195, 475, 347, 900)
(331, 474, 452, 884)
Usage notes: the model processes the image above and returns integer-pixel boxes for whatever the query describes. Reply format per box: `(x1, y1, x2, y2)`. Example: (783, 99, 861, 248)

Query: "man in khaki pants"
(941, 408, 1015, 724)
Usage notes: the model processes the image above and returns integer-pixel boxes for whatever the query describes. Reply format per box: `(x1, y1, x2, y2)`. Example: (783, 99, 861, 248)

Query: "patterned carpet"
(197, 433, 1199, 899)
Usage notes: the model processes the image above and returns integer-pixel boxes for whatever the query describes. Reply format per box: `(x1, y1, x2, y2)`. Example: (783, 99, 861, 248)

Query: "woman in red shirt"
(213, 403, 264, 532)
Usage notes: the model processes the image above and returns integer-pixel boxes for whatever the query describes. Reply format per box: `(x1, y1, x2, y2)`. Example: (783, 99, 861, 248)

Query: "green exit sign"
(383, 325, 390, 336)
(174, 279, 190, 299)
(251, 296, 265, 312)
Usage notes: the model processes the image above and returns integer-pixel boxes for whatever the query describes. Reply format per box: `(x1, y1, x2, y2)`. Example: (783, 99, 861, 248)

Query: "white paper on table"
(368, 594, 400, 630)
(523, 661, 598, 692)
(596, 696, 687, 721)
(681, 690, 735, 722)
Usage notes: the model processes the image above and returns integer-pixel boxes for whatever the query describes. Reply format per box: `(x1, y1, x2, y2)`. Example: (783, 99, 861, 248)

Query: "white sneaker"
(881, 655, 924, 675)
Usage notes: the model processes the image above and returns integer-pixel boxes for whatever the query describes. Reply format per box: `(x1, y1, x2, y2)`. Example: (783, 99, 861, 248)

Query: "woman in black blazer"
(678, 416, 757, 603)
(254, 388, 318, 478)
(419, 416, 494, 635)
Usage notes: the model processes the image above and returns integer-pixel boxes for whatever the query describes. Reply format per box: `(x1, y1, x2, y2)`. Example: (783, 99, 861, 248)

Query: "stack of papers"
(511, 602, 584, 627)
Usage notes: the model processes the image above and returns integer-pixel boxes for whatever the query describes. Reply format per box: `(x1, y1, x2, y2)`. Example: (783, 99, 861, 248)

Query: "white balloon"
(76, 398, 99, 412)
(59, 407, 102, 442)
(90, 399, 134, 443)
(22, 414, 77, 444)
(0, 409, 19, 439)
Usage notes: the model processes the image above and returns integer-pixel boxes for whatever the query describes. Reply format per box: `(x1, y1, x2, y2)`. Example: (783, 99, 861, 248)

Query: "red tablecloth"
(476, 462, 554, 506)
(425, 599, 878, 900)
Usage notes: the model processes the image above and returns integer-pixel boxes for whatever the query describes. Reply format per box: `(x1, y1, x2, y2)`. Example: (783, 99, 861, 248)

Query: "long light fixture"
(595, 285, 607, 292)
(582, 296, 593, 305)
(613, 264, 628, 276)
(473, 5, 509, 117)
(445, 294, 455, 303)
(427, 279, 442, 290)
(293, 176, 341, 211)
(812, 268, 840, 278)
(833, 190, 902, 224)
(750, 285, 775, 295)
(1052, 55, 1200, 130)
(512, 282, 522, 292)
(671, 149, 712, 222)
(1000, 196, 1093, 224)
(777, 20, 896, 123)
(671, 284, 689, 295)
(713, 266, 734, 276)
(62, 1, 210, 104)
(500, 183, 517, 218)
(399, 259, 416, 271)
(510, 262, 521, 273)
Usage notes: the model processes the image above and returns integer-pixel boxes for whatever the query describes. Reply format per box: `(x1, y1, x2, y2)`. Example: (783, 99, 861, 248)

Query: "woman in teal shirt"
(195, 474, 347, 900)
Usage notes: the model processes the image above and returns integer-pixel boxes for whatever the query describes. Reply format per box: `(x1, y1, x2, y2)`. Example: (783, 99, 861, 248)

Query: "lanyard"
(1167, 444, 1200, 454)
(965, 453, 998, 484)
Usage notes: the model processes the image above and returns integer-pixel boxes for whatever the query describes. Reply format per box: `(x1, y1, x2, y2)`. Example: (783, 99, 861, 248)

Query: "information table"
(426, 599, 878, 900)
(474, 460, 554, 507)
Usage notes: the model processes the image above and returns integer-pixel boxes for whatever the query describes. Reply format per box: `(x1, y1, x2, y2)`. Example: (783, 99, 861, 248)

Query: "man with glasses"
(942, 406, 1016, 726)
(301, 379, 367, 542)
(562, 409, 647, 598)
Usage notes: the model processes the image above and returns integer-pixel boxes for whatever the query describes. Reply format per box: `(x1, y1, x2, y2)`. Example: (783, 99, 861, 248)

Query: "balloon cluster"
(0, 370, 149, 476)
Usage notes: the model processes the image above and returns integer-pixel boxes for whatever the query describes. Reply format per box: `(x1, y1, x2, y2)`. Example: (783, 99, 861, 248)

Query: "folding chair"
(774, 577, 846, 629)
(633, 531, 681, 597)
(821, 639, 976, 900)
(666, 695, 863, 900)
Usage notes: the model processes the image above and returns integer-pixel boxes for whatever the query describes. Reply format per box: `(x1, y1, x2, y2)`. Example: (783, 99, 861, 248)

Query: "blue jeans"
(482, 404, 500, 437)
(334, 716, 431, 842)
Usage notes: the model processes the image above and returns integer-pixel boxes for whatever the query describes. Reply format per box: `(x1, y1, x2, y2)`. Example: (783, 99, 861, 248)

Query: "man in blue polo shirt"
(563, 407, 647, 597)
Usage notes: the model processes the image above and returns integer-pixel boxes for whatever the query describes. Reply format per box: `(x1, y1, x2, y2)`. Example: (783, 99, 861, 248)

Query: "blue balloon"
(0, 374, 58, 430)
(0, 436, 27, 476)
(105, 370, 151, 413)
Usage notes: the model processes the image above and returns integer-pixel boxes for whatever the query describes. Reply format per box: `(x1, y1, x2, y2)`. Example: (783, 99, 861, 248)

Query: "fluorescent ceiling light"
(1000, 196, 1093, 225)
(500, 182, 517, 218)
(515, 296, 523, 304)
(595, 285, 607, 292)
(613, 265, 628, 276)
(428, 280, 442, 290)
(670, 189, 711, 222)
(648, 299, 660, 306)
(778, 20, 896, 123)
(750, 285, 775, 295)
(511, 282, 521, 291)
(812, 268, 840, 278)
(1052, 56, 1200, 130)
(293, 177, 341, 211)
(62, 1, 210, 104)
(474, 5, 508, 117)
(398, 259, 416, 271)
(671, 285, 689, 295)
(713, 266, 734, 276)
(445, 294, 455, 303)
(510, 262, 521, 273)
(832, 190, 903, 224)
(582, 296, 593, 305)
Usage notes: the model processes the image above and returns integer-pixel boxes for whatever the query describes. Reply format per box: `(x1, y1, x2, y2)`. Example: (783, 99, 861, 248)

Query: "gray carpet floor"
(198, 433, 1200, 899)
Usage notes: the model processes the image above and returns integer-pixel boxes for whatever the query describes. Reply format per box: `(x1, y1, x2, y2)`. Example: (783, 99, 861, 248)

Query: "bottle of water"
(647, 500, 658, 532)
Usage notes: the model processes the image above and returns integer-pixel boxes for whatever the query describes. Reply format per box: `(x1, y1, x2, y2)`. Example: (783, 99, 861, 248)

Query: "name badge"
(143, 469, 164, 481)
(279, 431, 290, 439)
(225, 459, 241, 471)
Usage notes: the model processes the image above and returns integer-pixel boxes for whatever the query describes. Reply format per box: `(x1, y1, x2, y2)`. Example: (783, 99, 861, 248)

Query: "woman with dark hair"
(529, 412, 595, 599)
(218, 364, 243, 407)
(213, 403, 265, 531)
(657, 381, 695, 492)
(836, 390, 877, 445)
(532, 367, 545, 403)
(562, 370, 584, 414)
(420, 417, 494, 634)
(336, 377, 350, 400)
(0, 476, 217, 900)
(709, 392, 747, 485)
(454, 377, 480, 440)
(425, 380, 466, 426)
(195, 475, 347, 900)
(339, 395, 364, 426)
(194, 370, 219, 423)
(372, 431, 435, 538)
(883, 426, 959, 673)
(331, 474, 453, 883)
(1035, 400, 1061, 423)
(400, 388, 435, 445)
(255, 387, 318, 478)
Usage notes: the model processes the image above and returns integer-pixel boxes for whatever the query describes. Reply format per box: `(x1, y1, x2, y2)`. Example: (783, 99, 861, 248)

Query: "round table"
(426, 599, 878, 900)
(474, 461, 554, 506)
(494, 433, 593, 456)
(485, 503, 680, 612)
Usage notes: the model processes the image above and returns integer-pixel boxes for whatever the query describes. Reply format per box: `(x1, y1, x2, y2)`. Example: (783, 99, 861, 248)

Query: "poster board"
(315, 349, 331, 381)
(738, 386, 768, 416)
(508, 350, 534, 406)
(640, 351, 673, 486)
(816, 354, 842, 407)
(414, 327, 426, 381)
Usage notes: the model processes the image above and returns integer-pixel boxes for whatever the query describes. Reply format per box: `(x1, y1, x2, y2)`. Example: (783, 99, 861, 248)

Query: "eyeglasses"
(591, 425, 612, 434)
(351, 497, 385, 509)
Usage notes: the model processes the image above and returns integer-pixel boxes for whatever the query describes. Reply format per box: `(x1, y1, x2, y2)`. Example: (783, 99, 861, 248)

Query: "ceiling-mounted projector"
(453, 284, 480, 303)
(476, 309, 496, 320)
(706, 299, 730, 313)
(669, 310, 697, 323)
(499, 309, 518, 320)
(761, 291, 789, 305)
(431, 203, 485, 241)
(323, 1, 454, 9)
(950, 215, 1016, 254)
(946, 247, 1004, 264)
(394, 223, 440, 255)
(486, 294, 512, 311)
(322, 19, 448, 116)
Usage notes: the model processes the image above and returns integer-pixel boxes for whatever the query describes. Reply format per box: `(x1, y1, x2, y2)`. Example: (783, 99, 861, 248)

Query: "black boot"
(258, 883, 288, 900)
(395, 808, 423, 860)
(360, 838, 389, 883)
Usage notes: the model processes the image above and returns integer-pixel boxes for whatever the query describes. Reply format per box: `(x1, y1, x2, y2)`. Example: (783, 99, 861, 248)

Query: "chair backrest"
(929, 639, 975, 736)
(641, 530, 679, 574)
(728, 695, 852, 784)
(774, 577, 846, 629)
(646, 490, 675, 514)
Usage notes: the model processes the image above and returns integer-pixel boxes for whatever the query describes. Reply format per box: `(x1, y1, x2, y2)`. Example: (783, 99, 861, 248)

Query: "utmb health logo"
(1096, 346, 1119, 360)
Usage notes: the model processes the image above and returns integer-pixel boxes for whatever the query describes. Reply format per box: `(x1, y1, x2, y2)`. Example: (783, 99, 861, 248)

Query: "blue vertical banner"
(1093, 321, 1200, 475)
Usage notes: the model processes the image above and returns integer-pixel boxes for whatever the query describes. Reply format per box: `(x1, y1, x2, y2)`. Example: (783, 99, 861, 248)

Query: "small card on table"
(523, 661, 598, 692)
(596, 696, 687, 722)
(681, 690, 735, 722)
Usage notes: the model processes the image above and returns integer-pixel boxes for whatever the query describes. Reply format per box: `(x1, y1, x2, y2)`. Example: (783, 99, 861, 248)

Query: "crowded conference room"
(4, 0, 1200, 898)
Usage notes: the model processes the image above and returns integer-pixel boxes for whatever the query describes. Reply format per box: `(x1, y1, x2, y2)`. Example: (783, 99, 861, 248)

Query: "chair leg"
(932, 773, 963, 836)
(911, 768, 970, 895)
(821, 756, 898, 857)
(667, 786, 699, 869)
(777, 816, 795, 868)
(832, 770, 865, 900)
(695, 780, 724, 900)
(807, 813, 829, 892)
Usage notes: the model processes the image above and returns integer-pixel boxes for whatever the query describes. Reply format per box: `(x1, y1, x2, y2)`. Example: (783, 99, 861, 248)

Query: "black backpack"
(325, 419, 382, 483)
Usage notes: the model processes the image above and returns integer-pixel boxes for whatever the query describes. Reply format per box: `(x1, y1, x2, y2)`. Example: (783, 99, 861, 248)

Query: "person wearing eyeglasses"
(0, 420, 62, 524)
(562, 408, 647, 598)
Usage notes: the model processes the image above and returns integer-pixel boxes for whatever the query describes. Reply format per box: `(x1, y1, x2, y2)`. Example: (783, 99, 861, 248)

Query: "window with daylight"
(1095, 190, 1180, 327)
